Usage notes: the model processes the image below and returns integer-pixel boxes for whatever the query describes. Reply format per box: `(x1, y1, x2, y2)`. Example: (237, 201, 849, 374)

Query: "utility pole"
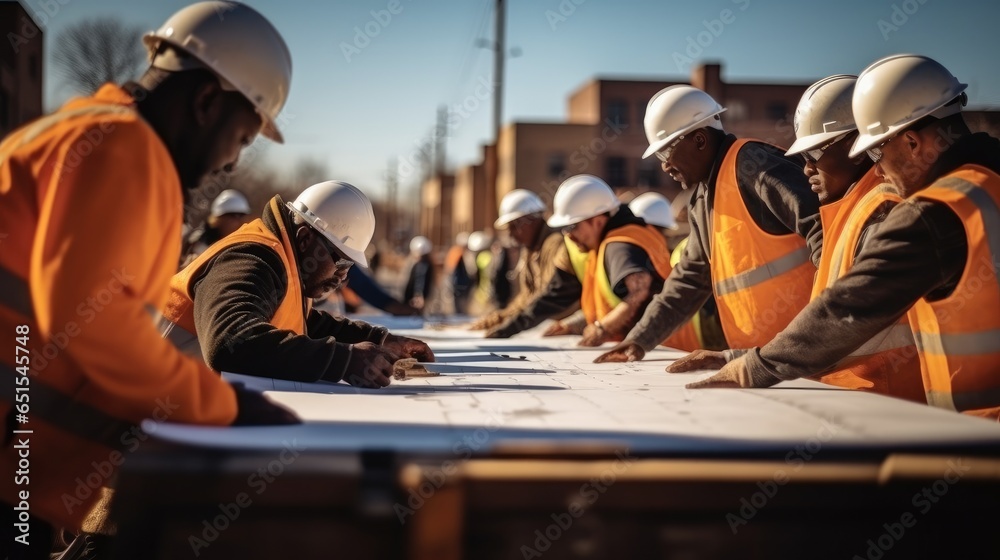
(485, 0, 505, 226)
(435, 104, 448, 176)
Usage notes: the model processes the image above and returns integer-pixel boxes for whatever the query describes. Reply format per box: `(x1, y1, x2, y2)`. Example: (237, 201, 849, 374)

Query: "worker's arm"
(486, 268, 582, 338)
(736, 142, 824, 266)
(307, 308, 389, 344)
(621, 215, 715, 353)
(33, 120, 237, 425)
(191, 244, 355, 382)
(740, 200, 967, 387)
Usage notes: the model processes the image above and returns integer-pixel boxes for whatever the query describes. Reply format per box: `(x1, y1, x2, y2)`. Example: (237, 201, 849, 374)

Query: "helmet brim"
(286, 203, 369, 268)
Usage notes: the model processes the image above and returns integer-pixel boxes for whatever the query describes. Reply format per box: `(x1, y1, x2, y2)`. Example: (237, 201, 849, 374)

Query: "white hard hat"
(495, 189, 546, 229)
(210, 189, 251, 217)
(410, 236, 432, 256)
(629, 192, 676, 230)
(467, 231, 492, 253)
(546, 175, 620, 229)
(849, 54, 967, 158)
(287, 181, 375, 267)
(143, 1, 292, 143)
(642, 85, 726, 159)
(786, 75, 858, 156)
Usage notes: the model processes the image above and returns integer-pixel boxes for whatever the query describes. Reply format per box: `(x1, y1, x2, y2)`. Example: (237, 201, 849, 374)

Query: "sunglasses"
(803, 132, 850, 164)
(316, 235, 354, 270)
(654, 135, 685, 163)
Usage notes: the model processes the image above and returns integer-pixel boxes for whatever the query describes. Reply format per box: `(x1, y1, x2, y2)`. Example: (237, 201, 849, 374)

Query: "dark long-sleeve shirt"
(190, 200, 388, 383)
(744, 132, 1000, 385)
(630, 135, 824, 351)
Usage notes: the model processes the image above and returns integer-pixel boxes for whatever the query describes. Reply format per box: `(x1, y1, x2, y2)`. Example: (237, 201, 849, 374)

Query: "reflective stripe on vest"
(709, 138, 816, 349)
(822, 182, 901, 288)
(713, 245, 811, 297)
(0, 104, 133, 166)
(1, 362, 133, 450)
(906, 165, 1000, 414)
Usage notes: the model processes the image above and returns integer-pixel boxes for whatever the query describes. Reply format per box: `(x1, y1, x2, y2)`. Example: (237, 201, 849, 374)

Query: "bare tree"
(53, 18, 146, 95)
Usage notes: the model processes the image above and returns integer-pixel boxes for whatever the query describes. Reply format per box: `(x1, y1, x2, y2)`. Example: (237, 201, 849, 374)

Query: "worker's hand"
(382, 334, 435, 362)
(483, 325, 509, 339)
(578, 322, 608, 347)
(230, 383, 301, 426)
(543, 321, 580, 337)
(665, 349, 729, 373)
(685, 355, 752, 389)
(469, 312, 502, 331)
(344, 342, 401, 388)
(593, 341, 645, 363)
(410, 295, 425, 310)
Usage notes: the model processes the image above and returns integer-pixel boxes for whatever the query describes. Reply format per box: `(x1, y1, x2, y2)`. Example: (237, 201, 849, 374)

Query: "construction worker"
(543, 175, 701, 349)
(180, 188, 253, 267)
(631, 192, 727, 352)
(405, 235, 436, 313)
(689, 55, 1000, 420)
(595, 85, 823, 364)
(444, 232, 474, 315)
(468, 230, 494, 312)
(470, 189, 570, 332)
(162, 181, 435, 389)
(668, 75, 925, 402)
(0, 2, 296, 554)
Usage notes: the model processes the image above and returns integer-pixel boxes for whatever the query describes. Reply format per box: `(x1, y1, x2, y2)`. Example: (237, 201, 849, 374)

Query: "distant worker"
(405, 235, 436, 313)
(670, 74, 924, 403)
(180, 188, 252, 267)
(0, 1, 298, 553)
(689, 55, 1000, 421)
(595, 85, 822, 364)
(467, 230, 494, 311)
(470, 189, 570, 331)
(161, 181, 435, 389)
(543, 175, 702, 349)
(444, 231, 474, 315)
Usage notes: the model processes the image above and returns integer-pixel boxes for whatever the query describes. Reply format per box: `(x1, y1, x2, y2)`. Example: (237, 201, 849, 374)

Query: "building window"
(607, 99, 629, 128)
(606, 157, 627, 186)
(726, 100, 747, 121)
(766, 101, 789, 121)
(547, 153, 565, 178)
(636, 160, 659, 188)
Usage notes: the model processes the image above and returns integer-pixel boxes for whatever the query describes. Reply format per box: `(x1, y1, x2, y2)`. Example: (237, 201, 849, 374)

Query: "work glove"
(343, 341, 401, 389)
(578, 322, 609, 347)
(685, 354, 755, 389)
(231, 382, 301, 426)
(665, 349, 730, 373)
(593, 341, 645, 363)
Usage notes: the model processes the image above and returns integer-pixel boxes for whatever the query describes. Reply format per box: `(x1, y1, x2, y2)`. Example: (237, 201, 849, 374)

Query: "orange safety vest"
(0, 84, 236, 530)
(905, 164, 1000, 420)
(808, 170, 925, 403)
(579, 224, 700, 350)
(162, 197, 308, 360)
(709, 139, 816, 348)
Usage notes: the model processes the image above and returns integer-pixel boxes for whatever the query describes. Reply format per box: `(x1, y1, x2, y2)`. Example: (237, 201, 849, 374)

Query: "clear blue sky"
(31, 0, 1000, 201)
